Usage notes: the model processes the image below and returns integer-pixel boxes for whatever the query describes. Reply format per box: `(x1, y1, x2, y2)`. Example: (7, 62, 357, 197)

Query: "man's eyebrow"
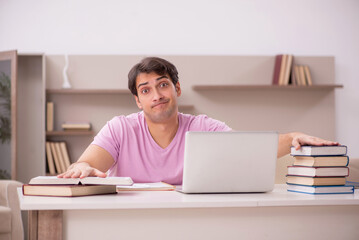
(137, 82, 148, 89)
(156, 76, 169, 81)
(137, 76, 169, 89)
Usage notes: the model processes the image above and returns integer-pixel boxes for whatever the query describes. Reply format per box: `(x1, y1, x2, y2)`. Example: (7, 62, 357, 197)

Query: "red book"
(272, 55, 282, 85)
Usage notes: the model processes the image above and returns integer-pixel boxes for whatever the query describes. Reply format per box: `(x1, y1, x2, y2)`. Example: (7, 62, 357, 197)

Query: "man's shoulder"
(179, 112, 231, 132)
(179, 112, 216, 122)
(109, 112, 143, 127)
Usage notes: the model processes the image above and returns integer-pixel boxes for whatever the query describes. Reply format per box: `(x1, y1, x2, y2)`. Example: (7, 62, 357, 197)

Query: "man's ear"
(175, 82, 181, 97)
(134, 95, 143, 109)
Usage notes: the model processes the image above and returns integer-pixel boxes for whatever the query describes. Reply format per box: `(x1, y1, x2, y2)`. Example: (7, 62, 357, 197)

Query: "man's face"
(134, 72, 181, 123)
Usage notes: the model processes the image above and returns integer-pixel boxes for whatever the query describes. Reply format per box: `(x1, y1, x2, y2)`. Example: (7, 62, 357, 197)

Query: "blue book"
(287, 183, 354, 194)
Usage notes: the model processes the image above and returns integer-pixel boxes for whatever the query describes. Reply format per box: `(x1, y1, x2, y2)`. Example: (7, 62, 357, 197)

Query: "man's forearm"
(278, 132, 297, 158)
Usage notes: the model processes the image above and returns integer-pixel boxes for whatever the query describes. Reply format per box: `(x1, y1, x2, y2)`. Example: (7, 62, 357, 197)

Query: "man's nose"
(152, 88, 164, 101)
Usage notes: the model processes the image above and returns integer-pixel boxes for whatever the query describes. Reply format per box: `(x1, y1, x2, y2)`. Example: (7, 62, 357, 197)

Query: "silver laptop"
(179, 131, 278, 193)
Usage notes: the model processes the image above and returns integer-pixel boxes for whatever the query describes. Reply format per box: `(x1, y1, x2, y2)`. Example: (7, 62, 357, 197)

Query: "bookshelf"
(192, 84, 343, 91)
(41, 54, 341, 183)
(46, 131, 95, 136)
(46, 89, 131, 94)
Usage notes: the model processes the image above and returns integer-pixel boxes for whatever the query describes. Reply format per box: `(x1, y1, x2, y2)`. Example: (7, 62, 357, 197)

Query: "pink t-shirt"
(91, 111, 231, 184)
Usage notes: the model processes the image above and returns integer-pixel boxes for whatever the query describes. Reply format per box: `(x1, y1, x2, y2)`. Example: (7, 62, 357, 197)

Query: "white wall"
(0, 0, 358, 157)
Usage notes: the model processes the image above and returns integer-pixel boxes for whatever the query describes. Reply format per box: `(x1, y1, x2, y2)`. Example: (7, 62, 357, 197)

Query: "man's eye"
(141, 89, 149, 94)
(160, 82, 168, 87)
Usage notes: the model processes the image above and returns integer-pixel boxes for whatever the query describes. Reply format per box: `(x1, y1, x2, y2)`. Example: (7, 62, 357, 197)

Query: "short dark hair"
(128, 57, 179, 96)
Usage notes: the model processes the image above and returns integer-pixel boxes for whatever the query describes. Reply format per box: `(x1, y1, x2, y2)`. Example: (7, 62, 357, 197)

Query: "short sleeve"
(91, 117, 121, 163)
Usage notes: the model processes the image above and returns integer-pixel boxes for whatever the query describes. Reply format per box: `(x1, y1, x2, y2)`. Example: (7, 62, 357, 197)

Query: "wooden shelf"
(46, 131, 94, 136)
(192, 84, 343, 90)
(46, 89, 131, 94)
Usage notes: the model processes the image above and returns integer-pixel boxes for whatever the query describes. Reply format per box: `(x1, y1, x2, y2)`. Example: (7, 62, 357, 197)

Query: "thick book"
(116, 182, 175, 191)
(287, 166, 349, 177)
(290, 145, 347, 156)
(272, 55, 282, 85)
(29, 176, 134, 186)
(293, 155, 349, 167)
(22, 184, 117, 197)
(286, 175, 346, 186)
(287, 184, 354, 194)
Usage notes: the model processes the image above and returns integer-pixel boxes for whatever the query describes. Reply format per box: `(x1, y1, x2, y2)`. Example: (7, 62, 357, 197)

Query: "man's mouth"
(152, 100, 169, 108)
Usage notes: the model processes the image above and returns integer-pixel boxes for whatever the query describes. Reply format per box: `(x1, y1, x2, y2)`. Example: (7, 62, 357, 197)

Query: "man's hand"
(57, 162, 107, 179)
(292, 133, 339, 150)
(278, 132, 339, 158)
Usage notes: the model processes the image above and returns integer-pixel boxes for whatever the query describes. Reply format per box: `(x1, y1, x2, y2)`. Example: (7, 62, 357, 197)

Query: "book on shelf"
(45, 142, 56, 175)
(272, 55, 282, 85)
(29, 176, 134, 186)
(46, 102, 54, 131)
(290, 145, 347, 156)
(289, 56, 297, 85)
(293, 65, 303, 86)
(287, 166, 349, 177)
(49, 142, 63, 173)
(62, 121, 91, 131)
(286, 175, 346, 186)
(303, 65, 313, 85)
(298, 65, 306, 85)
(117, 182, 175, 191)
(22, 184, 117, 197)
(55, 142, 67, 173)
(278, 54, 287, 85)
(282, 54, 293, 85)
(292, 156, 349, 167)
(287, 184, 354, 194)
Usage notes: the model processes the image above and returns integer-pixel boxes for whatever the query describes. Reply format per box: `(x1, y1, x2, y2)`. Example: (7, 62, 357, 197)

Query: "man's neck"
(145, 112, 179, 149)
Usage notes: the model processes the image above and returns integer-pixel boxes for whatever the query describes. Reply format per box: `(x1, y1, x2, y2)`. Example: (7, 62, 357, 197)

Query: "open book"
(29, 176, 134, 186)
(23, 176, 134, 197)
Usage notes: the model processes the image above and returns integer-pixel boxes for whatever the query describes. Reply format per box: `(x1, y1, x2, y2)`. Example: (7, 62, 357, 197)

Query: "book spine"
(272, 55, 282, 85)
(46, 102, 54, 131)
(45, 142, 56, 175)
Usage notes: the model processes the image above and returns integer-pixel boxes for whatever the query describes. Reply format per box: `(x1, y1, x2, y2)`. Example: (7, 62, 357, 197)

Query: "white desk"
(18, 185, 359, 240)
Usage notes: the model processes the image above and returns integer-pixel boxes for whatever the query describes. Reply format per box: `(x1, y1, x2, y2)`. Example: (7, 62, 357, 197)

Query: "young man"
(59, 57, 339, 184)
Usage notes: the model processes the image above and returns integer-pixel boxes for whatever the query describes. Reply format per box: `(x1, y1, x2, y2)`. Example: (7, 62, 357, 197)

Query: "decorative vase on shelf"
(62, 54, 72, 89)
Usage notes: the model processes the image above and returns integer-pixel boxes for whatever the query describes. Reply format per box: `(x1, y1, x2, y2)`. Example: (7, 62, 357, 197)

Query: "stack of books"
(272, 54, 313, 86)
(287, 145, 354, 194)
